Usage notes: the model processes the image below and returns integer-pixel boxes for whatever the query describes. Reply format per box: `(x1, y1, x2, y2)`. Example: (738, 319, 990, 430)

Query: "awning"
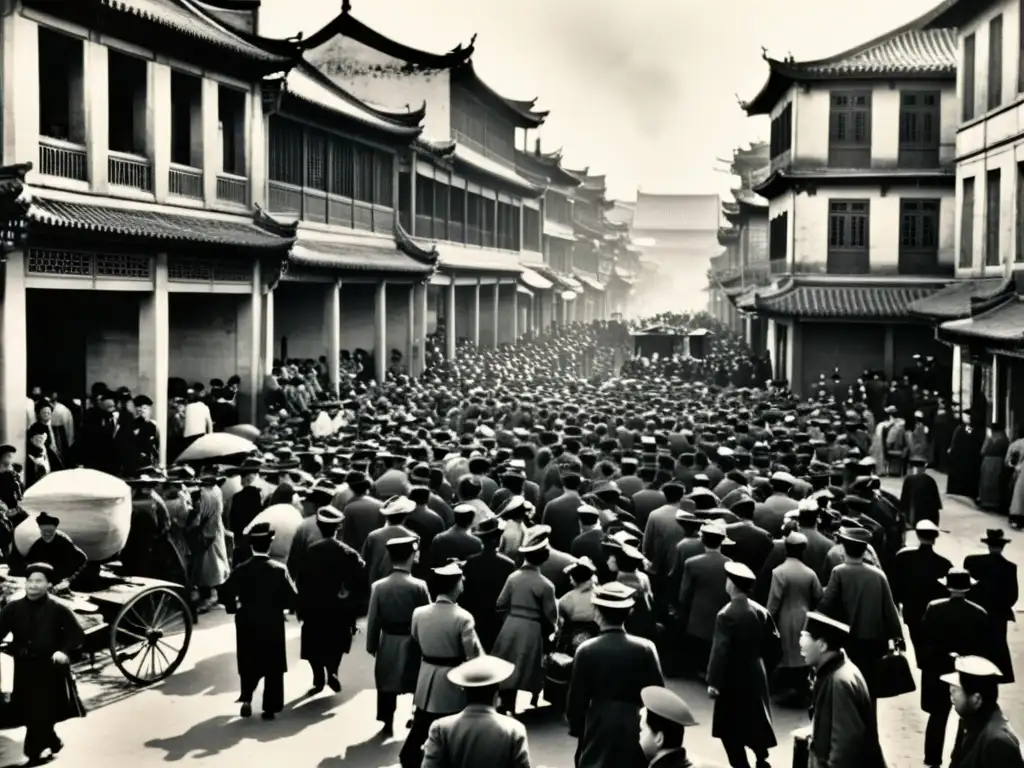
(519, 266, 553, 290)
(752, 278, 943, 319)
(433, 242, 523, 274)
(517, 284, 533, 297)
(560, 290, 577, 301)
(543, 219, 576, 241)
(939, 297, 1024, 350)
(27, 195, 294, 250)
(574, 272, 606, 292)
(290, 237, 434, 274)
(907, 278, 1008, 321)
(561, 275, 584, 292)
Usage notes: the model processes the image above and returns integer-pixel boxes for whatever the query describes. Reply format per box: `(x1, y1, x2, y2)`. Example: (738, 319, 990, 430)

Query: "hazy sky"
(260, 0, 939, 200)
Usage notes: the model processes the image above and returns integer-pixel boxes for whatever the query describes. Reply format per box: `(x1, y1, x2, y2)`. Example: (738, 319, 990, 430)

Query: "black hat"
(908, 456, 928, 468)
(248, 521, 274, 541)
(641, 686, 698, 728)
(25, 562, 55, 580)
(36, 512, 60, 527)
(0, 445, 15, 456)
(803, 611, 850, 648)
(472, 517, 504, 538)
(385, 535, 419, 561)
(939, 567, 977, 591)
(981, 529, 1010, 546)
(133, 395, 154, 408)
(730, 496, 755, 518)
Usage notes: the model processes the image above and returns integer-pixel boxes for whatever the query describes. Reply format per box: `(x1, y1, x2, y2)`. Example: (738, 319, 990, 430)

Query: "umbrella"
(225, 424, 261, 441)
(244, 504, 303, 563)
(175, 433, 257, 464)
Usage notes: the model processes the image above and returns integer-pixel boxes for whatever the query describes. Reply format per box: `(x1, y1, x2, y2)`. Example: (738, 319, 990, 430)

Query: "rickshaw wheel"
(109, 586, 193, 686)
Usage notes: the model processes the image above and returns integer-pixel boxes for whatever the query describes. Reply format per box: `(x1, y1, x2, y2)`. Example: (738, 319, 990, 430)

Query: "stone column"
(445, 282, 456, 360)
(84, 39, 109, 194)
(327, 279, 341, 395)
(149, 61, 172, 203)
(261, 288, 274, 381)
(2, 14, 39, 173)
(200, 78, 220, 206)
(416, 282, 428, 375)
(235, 260, 262, 424)
(472, 280, 481, 347)
(138, 253, 169, 465)
(511, 286, 519, 342)
(492, 282, 500, 347)
(0, 250, 28, 453)
(374, 280, 387, 383)
(406, 284, 416, 373)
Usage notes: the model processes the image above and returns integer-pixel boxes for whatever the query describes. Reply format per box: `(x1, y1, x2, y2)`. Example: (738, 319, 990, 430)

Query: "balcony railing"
(216, 172, 249, 206)
(38, 137, 88, 181)
(169, 163, 203, 199)
(108, 151, 152, 191)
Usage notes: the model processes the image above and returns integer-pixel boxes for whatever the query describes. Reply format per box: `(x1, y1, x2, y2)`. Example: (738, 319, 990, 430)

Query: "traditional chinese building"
(630, 192, 721, 316)
(566, 168, 616, 323)
(300, 3, 548, 360)
(738, 8, 958, 396)
(908, 0, 1024, 430)
(604, 200, 640, 317)
(0, 0, 306, 458)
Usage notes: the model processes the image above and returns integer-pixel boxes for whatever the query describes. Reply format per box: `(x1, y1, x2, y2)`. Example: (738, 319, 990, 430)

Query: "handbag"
(873, 649, 916, 699)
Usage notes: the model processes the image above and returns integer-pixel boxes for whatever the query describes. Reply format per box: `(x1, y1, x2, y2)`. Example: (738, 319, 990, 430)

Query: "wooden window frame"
(1017, 163, 1024, 262)
(985, 169, 1001, 266)
(769, 102, 793, 160)
(989, 15, 1004, 111)
(899, 199, 941, 274)
(898, 91, 940, 168)
(828, 91, 871, 168)
(827, 199, 870, 274)
(964, 33, 977, 122)
(960, 176, 976, 268)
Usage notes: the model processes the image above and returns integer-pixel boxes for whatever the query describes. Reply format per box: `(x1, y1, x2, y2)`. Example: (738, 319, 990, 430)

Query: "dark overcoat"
(948, 704, 1024, 768)
(296, 537, 367, 662)
(219, 554, 298, 677)
(918, 596, 990, 713)
(707, 597, 780, 750)
(0, 595, 86, 727)
(889, 545, 952, 643)
(899, 472, 942, 526)
(807, 653, 887, 768)
(459, 549, 516, 651)
(964, 551, 1017, 683)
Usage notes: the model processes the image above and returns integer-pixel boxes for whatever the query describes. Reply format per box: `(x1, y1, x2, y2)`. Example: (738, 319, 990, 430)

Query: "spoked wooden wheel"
(109, 586, 193, 686)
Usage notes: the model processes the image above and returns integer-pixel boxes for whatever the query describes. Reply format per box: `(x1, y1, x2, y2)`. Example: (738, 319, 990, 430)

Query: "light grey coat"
(766, 557, 822, 668)
(411, 597, 483, 714)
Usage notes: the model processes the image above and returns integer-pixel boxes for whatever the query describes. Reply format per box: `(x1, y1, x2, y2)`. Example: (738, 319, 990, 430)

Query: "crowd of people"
(0, 313, 1020, 767)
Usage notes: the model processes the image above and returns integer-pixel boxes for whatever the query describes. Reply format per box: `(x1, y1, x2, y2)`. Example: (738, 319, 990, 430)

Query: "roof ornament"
(341, 0, 352, 14)
(761, 46, 769, 60)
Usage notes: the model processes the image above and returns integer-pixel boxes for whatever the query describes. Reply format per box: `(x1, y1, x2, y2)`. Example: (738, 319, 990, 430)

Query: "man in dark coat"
(429, 504, 483, 567)
(890, 519, 951, 659)
(964, 529, 1017, 684)
(567, 581, 665, 768)
(918, 568, 991, 768)
(460, 518, 515, 652)
(724, 497, 773, 575)
(341, 472, 384, 553)
(900, 456, 942, 526)
(571, 505, 612, 584)
(0, 562, 85, 764)
(227, 460, 265, 567)
(800, 612, 887, 768)
(219, 522, 298, 719)
(22, 513, 88, 588)
(543, 471, 584, 553)
(942, 655, 1024, 768)
(404, 486, 445, 579)
(295, 507, 367, 695)
(677, 521, 732, 679)
(707, 562, 780, 768)
(641, 482, 688, 602)
(753, 472, 799, 538)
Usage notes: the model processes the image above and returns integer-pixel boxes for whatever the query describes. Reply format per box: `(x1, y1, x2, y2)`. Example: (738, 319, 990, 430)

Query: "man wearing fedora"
(964, 528, 1017, 685)
(421, 656, 531, 768)
(218, 522, 298, 720)
(918, 567, 991, 768)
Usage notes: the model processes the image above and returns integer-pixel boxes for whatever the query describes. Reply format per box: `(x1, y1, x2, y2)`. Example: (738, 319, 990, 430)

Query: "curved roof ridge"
(454, 60, 548, 128)
(294, 58, 426, 127)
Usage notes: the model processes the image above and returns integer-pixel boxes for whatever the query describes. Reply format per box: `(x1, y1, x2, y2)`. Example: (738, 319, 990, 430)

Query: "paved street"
(0, 472, 1019, 767)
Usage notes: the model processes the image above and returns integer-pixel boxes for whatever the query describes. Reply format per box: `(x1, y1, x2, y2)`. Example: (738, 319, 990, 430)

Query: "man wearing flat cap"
(22, 513, 87, 590)
(917, 568, 991, 767)
(942, 656, 1024, 768)
(218, 522, 298, 720)
(677, 520, 732, 680)
(295, 506, 367, 696)
(707, 562, 780, 767)
(0, 562, 85, 765)
(799, 612, 886, 768)
(567, 581, 665, 768)
(363, 496, 417, 586)
(366, 535, 431, 735)
(421, 656, 532, 768)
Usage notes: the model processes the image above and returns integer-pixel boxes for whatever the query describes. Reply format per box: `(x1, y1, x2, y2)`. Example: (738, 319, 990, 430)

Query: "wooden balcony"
(108, 151, 152, 192)
(38, 137, 88, 181)
(216, 173, 249, 206)
(168, 163, 203, 199)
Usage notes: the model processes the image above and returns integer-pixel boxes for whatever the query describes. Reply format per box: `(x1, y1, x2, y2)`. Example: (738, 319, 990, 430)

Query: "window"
(899, 199, 940, 274)
(828, 92, 871, 167)
(415, 176, 435, 238)
(217, 85, 246, 175)
(964, 33, 977, 121)
(827, 200, 870, 274)
(545, 192, 571, 224)
(986, 169, 1001, 266)
(433, 179, 449, 241)
(989, 15, 1004, 111)
(37, 27, 85, 145)
(450, 186, 466, 243)
(769, 212, 788, 265)
(482, 197, 496, 248)
(1019, 2, 1024, 92)
(898, 92, 939, 168)
(305, 129, 327, 191)
(466, 192, 483, 246)
(268, 117, 303, 186)
(960, 177, 976, 267)
(1018, 164, 1024, 262)
(770, 103, 793, 160)
(170, 71, 202, 168)
(450, 86, 515, 165)
(107, 50, 148, 156)
(523, 206, 541, 252)
(398, 171, 412, 232)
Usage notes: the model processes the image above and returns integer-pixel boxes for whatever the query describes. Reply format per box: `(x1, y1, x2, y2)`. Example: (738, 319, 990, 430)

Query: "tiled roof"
(754, 278, 943, 319)
(101, 0, 289, 62)
(290, 238, 433, 273)
(733, 188, 769, 209)
(27, 197, 293, 249)
(432, 242, 522, 274)
(453, 145, 539, 195)
(633, 193, 720, 232)
(574, 272, 606, 292)
(906, 278, 1007, 320)
(605, 201, 635, 226)
(791, 28, 957, 76)
(281, 67, 420, 136)
(940, 297, 1024, 347)
(520, 266, 553, 290)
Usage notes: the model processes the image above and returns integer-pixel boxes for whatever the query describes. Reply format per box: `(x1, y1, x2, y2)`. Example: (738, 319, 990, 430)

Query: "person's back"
(342, 494, 384, 552)
(423, 704, 529, 768)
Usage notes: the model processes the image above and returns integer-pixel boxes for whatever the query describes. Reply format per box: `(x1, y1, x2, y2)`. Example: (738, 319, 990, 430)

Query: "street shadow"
(0, 732, 25, 768)
(143, 695, 338, 761)
(316, 729, 401, 768)
(155, 635, 302, 698)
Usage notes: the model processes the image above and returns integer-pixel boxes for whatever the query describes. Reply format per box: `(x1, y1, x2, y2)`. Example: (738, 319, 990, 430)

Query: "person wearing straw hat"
(460, 517, 515, 653)
(295, 505, 367, 696)
(491, 525, 558, 716)
(421, 656, 531, 768)
(707, 561, 779, 767)
(798, 612, 886, 768)
(366, 535, 430, 736)
(677, 519, 732, 680)
(0, 561, 86, 765)
(918, 568, 990, 768)
(567, 581, 664, 768)
(638, 686, 714, 768)
(400, 561, 483, 768)
(218, 522, 298, 721)
(941, 655, 1023, 768)
(964, 529, 1017, 684)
